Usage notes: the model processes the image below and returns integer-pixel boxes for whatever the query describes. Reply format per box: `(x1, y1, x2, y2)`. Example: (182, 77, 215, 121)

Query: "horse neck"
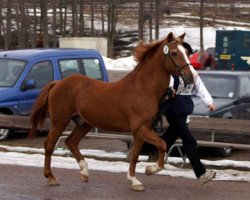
(125, 55, 171, 101)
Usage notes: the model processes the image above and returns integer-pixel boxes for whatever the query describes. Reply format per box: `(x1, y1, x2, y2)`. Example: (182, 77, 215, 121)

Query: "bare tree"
(155, 0, 160, 40)
(40, 0, 48, 48)
(107, 0, 118, 58)
(149, 0, 153, 41)
(52, 0, 57, 47)
(90, 1, 94, 35)
(138, 0, 144, 41)
(0, 0, 2, 37)
(0, 0, 5, 48)
(4, 0, 12, 49)
(79, 0, 85, 36)
(72, 0, 78, 36)
(18, 0, 31, 48)
(30, 0, 39, 48)
(100, 0, 105, 35)
(59, 0, 65, 37)
(63, 1, 68, 36)
(200, 0, 204, 52)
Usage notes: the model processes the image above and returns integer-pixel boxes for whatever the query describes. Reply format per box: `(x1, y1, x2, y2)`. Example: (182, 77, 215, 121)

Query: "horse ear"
(178, 33, 186, 41)
(167, 32, 174, 42)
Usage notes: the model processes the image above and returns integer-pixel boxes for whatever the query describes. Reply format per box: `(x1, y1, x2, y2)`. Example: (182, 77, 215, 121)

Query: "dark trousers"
(163, 115, 206, 178)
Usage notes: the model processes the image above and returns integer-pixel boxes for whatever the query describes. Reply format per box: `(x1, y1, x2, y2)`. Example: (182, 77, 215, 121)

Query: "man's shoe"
(198, 170, 216, 186)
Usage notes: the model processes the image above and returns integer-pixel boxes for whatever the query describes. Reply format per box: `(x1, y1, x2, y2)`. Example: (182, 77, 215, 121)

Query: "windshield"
(0, 59, 26, 87)
(199, 74, 236, 99)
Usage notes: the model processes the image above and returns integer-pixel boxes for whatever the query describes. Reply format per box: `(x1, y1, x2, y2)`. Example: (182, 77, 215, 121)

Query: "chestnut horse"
(29, 32, 196, 191)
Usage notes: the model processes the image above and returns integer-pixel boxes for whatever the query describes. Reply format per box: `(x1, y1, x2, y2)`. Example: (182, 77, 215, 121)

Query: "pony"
(29, 32, 196, 191)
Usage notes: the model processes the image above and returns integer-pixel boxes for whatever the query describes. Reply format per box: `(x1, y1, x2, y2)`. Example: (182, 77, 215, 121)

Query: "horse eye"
(171, 50, 178, 57)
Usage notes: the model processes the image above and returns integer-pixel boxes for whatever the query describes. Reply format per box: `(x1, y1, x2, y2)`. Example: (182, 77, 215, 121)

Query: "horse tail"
(29, 81, 56, 139)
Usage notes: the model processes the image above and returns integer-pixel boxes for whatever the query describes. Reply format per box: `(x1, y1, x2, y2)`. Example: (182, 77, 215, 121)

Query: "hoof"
(145, 164, 162, 175)
(48, 178, 60, 186)
(80, 173, 89, 182)
(132, 184, 144, 191)
(145, 166, 154, 175)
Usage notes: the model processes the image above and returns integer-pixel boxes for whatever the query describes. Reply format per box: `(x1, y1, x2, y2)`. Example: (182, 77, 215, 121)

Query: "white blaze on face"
(177, 44, 198, 81)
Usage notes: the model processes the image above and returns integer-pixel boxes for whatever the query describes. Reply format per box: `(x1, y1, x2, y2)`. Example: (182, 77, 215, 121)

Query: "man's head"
(182, 42, 193, 57)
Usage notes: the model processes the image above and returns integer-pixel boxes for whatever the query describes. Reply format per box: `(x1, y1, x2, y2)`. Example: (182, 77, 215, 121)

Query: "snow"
(102, 56, 136, 71)
(103, 25, 248, 71)
(0, 145, 249, 182)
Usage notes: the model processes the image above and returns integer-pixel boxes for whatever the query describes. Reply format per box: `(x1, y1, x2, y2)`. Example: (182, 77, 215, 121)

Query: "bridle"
(163, 41, 191, 85)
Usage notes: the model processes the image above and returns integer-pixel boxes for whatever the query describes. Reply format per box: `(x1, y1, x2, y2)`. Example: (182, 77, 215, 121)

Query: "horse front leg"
(145, 136, 167, 175)
(127, 135, 145, 191)
(137, 125, 167, 175)
(127, 125, 167, 191)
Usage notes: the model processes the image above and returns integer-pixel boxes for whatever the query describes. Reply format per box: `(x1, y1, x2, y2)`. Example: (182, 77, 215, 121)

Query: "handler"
(148, 42, 216, 185)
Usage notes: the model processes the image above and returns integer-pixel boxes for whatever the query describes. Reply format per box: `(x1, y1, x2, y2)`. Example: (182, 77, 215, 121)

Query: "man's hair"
(182, 42, 193, 55)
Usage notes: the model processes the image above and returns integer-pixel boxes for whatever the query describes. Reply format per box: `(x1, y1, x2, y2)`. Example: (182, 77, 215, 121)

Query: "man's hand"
(166, 87, 176, 98)
(208, 103, 216, 112)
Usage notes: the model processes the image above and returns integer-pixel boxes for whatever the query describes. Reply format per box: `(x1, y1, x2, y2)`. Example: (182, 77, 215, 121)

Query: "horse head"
(161, 32, 196, 85)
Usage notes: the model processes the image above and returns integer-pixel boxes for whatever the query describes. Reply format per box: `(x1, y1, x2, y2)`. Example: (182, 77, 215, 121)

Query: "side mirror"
(20, 79, 36, 91)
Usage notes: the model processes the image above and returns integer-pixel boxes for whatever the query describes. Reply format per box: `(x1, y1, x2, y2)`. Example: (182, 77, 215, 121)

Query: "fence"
(0, 114, 250, 151)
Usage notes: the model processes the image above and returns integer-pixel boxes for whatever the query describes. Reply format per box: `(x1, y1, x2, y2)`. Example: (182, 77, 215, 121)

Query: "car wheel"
(0, 112, 12, 141)
(215, 147, 233, 157)
(0, 128, 11, 141)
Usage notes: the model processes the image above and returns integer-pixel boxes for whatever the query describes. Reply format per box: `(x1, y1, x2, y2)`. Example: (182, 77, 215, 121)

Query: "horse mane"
(133, 39, 163, 63)
(123, 34, 182, 80)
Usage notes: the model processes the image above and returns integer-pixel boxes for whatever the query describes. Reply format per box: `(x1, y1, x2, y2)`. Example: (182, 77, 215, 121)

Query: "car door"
(237, 76, 250, 119)
(18, 61, 54, 116)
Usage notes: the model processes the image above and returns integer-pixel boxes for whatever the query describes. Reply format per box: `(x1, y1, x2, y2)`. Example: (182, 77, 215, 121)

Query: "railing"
(0, 114, 249, 150)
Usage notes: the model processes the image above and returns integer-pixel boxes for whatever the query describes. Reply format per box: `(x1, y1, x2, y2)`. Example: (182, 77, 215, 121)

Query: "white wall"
(59, 37, 108, 56)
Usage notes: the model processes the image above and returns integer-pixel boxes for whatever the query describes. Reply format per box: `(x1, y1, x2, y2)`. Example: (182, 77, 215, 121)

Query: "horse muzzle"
(184, 73, 195, 85)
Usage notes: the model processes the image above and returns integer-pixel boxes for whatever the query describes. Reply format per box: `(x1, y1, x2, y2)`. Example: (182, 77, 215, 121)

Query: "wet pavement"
(0, 164, 249, 200)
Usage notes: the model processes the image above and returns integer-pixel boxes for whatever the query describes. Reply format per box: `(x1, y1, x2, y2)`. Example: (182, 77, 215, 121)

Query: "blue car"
(0, 48, 109, 140)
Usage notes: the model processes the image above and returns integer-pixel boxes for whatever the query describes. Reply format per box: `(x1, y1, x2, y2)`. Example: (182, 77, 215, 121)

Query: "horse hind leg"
(64, 121, 92, 183)
(44, 125, 68, 186)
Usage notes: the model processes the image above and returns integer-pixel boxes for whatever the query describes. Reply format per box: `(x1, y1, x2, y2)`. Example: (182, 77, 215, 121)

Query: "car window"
(59, 59, 83, 78)
(199, 74, 236, 98)
(25, 61, 53, 89)
(0, 59, 26, 87)
(240, 76, 250, 96)
(82, 58, 102, 80)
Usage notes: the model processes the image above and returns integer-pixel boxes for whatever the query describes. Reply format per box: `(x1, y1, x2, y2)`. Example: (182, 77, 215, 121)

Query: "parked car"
(0, 48, 109, 141)
(190, 48, 216, 70)
(193, 70, 250, 119)
(192, 70, 250, 156)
